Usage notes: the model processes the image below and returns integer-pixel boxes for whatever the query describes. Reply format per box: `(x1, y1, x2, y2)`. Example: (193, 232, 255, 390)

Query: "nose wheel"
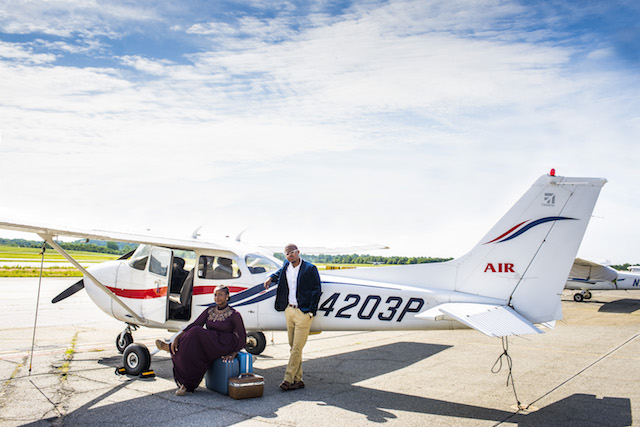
(116, 332, 133, 353)
(116, 324, 139, 353)
(573, 290, 592, 302)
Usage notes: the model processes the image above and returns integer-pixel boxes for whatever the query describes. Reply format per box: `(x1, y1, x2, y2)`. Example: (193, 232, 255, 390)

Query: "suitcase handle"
(238, 373, 254, 378)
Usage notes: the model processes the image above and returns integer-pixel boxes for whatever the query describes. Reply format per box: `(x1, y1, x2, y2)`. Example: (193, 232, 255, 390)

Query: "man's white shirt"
(286, 260, 301, 306)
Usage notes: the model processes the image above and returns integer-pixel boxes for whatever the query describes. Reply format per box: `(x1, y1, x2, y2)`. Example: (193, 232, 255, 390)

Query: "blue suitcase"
(205, 358, 239, 395)
(237, 350, 253, 374)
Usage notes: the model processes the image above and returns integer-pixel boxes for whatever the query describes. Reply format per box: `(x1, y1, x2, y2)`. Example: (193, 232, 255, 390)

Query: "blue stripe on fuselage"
(201, 280, 406, 308)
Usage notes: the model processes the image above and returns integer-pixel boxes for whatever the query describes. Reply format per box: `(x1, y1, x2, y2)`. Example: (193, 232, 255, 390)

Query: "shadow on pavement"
(24, 341, 633, 426)
(515, 393, 632, 426)
(598, 298, 640, 314)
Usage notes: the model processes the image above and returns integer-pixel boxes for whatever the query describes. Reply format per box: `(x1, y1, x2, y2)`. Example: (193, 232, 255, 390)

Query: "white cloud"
(0, 0, 639, 262)
(119, 55, 175, 75)
(0, 0, 160, 37)
(0, 41, 56, 64)
(32, 37, 108, 55)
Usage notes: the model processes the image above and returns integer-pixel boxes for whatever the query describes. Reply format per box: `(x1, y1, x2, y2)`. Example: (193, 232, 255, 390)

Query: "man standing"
(264, 243, 321, 391)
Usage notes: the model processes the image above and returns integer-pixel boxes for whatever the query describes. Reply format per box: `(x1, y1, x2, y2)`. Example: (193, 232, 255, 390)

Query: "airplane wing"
(0, 217, 244, 325)
(0, 218, 234, 253)
(573, 258, 606, 268)
(569, 258, 618, 283)
(416, 303, 543, 337)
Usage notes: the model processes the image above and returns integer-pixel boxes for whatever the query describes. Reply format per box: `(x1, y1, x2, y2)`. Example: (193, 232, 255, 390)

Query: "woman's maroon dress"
(171, 306, 246, 391)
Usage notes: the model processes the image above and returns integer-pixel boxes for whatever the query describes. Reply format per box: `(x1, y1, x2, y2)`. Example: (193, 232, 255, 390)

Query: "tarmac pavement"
(0, 278, 639, 426)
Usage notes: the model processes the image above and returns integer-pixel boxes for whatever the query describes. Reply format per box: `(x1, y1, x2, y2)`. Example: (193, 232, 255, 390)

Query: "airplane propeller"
(50, 249, 132, 305)
(52, 279, 85, 303)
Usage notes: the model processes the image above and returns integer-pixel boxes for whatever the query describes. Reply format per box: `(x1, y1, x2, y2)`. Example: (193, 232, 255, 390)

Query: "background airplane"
(566, 258, 640, 301)
(0, 171, 607, 375)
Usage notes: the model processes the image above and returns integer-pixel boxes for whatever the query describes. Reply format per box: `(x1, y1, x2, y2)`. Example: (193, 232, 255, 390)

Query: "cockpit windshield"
(129, 244, 152, 270)
(245, 254, 280, 274)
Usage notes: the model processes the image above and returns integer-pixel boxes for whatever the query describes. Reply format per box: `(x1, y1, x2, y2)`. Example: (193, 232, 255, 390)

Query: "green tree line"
(0, 238, 136, 255)
(274, 253, 453, 265)
(610, 263, 640, 271)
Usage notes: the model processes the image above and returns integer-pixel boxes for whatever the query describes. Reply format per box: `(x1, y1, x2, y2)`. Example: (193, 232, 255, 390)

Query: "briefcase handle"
(238, 373, 255, 378)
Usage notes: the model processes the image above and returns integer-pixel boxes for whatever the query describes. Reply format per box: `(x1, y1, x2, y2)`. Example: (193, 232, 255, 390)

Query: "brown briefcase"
(228, 373, 264, 399)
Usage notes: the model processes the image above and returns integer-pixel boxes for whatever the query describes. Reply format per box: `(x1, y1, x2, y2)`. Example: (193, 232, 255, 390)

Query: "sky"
(0, 0, 639, 263)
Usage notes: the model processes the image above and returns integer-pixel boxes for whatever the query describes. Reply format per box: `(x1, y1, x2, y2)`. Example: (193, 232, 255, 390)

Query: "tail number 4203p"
(317, 292, 424, 322)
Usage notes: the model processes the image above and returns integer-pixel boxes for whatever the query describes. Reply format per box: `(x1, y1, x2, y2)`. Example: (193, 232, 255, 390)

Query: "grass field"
(0, 245, 120, 277)
(0, 245, 120, 261)
(0, 267, 83, 277)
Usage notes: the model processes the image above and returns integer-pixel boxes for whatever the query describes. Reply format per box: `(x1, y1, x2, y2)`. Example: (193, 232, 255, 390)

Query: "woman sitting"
(156, 284, 246, 395)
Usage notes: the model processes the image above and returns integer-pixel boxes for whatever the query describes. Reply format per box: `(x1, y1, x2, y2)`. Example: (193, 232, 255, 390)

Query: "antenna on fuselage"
(192, 225, 204, 239)
(235, 229, 248, 242)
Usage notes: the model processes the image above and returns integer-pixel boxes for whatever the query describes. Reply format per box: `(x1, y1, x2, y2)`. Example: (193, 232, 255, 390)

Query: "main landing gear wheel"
(584, 290, 592, 300)
(123, 343, 151, 376)
(116, 332, 133, 353)
(573, 293, 584, 302)
(245, 331, 266, 355)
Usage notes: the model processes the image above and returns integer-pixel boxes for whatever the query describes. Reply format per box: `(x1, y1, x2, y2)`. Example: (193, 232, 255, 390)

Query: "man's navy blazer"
(270, 259, 322, 315)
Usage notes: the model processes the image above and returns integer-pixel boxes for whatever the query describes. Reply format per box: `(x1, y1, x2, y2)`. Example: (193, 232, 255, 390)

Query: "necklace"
(208, 305, 233, 322)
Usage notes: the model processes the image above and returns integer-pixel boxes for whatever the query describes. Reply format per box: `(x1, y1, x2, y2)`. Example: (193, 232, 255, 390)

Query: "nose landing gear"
(573, 290, 592, 302)
(114, 324, 154, 377)
(116, 324, 139, 353)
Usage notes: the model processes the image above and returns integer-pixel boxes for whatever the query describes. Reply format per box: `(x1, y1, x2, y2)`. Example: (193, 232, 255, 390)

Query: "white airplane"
(566, 258, 640, 301)
(0, 171, 606, 375)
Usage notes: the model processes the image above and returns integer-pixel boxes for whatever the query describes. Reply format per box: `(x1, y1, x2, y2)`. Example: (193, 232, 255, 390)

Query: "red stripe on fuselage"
(106, 286, 167, 299)
(104, 285, 248, 299)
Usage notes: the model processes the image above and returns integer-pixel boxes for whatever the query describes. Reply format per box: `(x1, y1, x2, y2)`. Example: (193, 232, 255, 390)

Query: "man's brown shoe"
(290, 381, 305, 390)
(279, 381, 292, 391)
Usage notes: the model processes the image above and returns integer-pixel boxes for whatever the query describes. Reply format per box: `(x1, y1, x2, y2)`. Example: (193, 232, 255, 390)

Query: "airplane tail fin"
(454, 173, 606, 323)
(322, 172, 606, 330)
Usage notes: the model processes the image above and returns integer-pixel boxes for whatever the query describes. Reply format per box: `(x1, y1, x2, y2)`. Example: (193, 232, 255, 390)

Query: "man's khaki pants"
(284, 305, 313, 383)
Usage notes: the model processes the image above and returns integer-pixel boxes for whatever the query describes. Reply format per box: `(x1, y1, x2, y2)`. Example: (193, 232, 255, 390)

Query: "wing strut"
(39, 234, 148, 325)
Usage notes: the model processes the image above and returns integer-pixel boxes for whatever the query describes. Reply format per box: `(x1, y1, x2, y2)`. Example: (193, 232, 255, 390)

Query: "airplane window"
(245, 254, 280, 274)
(197, 256, 241, 280)
(129, 245, 152, 271)
(149, 248, 170, 277)
(173, 249, 196, 271)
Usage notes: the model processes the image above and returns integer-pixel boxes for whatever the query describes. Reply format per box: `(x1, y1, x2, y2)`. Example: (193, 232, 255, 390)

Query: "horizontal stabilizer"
(416, 303, 543, 337)
(540, 321, 556, 330)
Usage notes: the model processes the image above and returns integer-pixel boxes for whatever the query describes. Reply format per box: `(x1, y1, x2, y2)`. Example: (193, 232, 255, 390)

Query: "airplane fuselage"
(566, 270, 640, 291)
(0, 172, 609, 372)
(84, 253, 502, 333)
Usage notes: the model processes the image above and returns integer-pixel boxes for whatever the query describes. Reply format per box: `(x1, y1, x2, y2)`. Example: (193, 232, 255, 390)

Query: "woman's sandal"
(155, 340, 170, 352)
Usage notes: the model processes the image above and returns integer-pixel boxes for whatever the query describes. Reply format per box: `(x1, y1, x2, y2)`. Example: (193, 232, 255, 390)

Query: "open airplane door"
(143, 246, 173, 324)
